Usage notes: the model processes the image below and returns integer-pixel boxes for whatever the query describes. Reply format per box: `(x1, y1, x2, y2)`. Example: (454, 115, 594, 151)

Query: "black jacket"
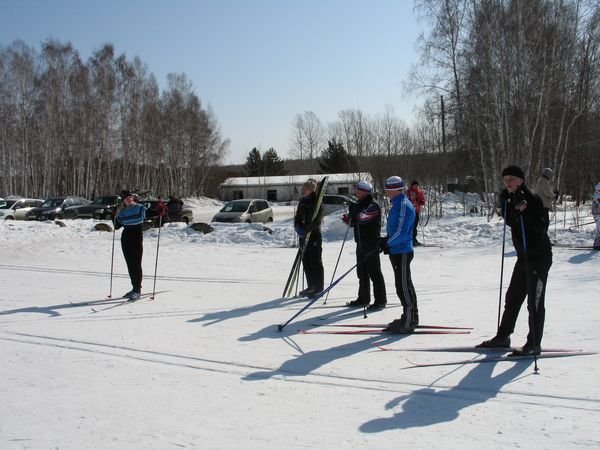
(349, 195, 382, 248)
(499, 185, 551, 261)
(294, 192, 323, 242)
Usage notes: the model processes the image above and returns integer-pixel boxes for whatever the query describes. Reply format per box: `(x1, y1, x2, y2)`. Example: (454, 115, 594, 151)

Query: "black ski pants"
(121, 227, 143, 292)
(302, 236, 324, 292)
(389, 252, 418, 326)
(413, 213, 420, 242)
(497, 256, 552, 347)
(356, 245, 386, 304)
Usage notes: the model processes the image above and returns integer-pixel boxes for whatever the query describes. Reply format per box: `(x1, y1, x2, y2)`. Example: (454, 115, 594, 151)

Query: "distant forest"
(2, 0, 599, 201)
(0, 40, 229, 198)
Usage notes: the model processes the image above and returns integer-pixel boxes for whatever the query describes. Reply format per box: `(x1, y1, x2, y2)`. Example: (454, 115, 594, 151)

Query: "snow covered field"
(1, 195, 598, 449)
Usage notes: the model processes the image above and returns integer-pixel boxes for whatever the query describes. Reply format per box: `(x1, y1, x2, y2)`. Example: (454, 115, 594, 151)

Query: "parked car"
(26, 196, 90, 221)
(70, 194, 122, 220)
(212, 199, 273, 223)
(140, 199, 193, 227)
(0, 198, 44, 220)
(322, 194, 356, 215)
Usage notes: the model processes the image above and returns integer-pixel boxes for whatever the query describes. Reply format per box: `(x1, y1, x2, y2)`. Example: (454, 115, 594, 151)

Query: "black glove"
(379, 236, 390, 255)
(511, 189, 527, 213)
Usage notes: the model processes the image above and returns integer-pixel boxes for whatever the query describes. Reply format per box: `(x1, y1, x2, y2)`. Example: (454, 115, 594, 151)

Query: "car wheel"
(182, 217, 189, 224)
(55, 214, 63, 220)
(267, 216, 273, 222)
(6, 216, 14, 220)
(246, 220, 251, 224)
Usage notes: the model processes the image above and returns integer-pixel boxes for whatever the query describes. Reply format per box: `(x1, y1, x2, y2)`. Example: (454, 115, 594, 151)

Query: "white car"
(0, 198, 44, 220)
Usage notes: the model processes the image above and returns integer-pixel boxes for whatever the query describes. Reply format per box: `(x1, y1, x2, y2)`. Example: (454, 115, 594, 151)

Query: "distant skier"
(407, 181, 426, 246)
(294, 178, 324, 297)
(157, 196, 169, 225)
(380, 176, 419, 332)
(343, 180, 387, 310)
(167, 195, 183, 222)
(593, 183, 600, 250)
(115, 191, 147, 300)
(534, 167, 557, 226)
(477, 165, 552, 355)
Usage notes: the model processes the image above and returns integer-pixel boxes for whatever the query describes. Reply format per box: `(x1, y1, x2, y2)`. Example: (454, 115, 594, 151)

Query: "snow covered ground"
(1, 194, 598, 449)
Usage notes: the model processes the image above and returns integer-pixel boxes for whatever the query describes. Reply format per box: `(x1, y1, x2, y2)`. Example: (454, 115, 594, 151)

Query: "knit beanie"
(384, 176, 405, 191)
(501, 165, 525, 180)
(356, 180, 373, 193)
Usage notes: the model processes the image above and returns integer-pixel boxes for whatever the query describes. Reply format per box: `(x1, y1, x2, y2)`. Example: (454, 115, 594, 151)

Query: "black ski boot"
(476, 335, 511, 348)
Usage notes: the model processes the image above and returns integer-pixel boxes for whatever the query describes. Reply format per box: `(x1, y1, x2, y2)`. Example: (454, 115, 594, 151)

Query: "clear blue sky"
(1, 0, 426, 164)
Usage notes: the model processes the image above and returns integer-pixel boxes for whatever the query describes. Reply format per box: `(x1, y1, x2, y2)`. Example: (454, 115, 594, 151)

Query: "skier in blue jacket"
(380, 176, 419, 332)
(115, 192, 146, 300)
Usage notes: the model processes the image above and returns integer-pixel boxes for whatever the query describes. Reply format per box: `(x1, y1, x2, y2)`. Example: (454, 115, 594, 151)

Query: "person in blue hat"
(380, 176, 419, 332)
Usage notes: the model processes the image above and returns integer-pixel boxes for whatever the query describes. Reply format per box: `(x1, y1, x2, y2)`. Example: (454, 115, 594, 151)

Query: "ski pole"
(277, 248, 379, 331)
(520, 215, 539, 374)
(107, 215, 117, 298)
(497, 202, 508, 330)
(324, 222, 351, 304)
(150, 214, 162, 300)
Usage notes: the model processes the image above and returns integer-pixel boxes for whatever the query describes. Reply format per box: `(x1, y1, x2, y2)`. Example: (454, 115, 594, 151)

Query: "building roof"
(219, 172, 373, 188)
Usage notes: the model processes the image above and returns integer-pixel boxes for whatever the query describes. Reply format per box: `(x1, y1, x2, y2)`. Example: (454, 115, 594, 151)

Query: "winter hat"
(303, 178, 317, 192)
(542, 168, 553, 178)
(411, 180, 419, 187)
(120, 190, 134, 199)
(501, 165, 525, 180)
(384, 176, 405, 191)
(356, 180, 373, 193)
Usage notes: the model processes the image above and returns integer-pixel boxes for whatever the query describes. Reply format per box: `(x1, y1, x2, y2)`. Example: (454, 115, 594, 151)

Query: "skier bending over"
(477, 165, 552, 356)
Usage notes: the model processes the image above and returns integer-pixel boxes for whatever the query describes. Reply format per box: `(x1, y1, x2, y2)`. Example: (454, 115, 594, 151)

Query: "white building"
(218, 172, 373, 202)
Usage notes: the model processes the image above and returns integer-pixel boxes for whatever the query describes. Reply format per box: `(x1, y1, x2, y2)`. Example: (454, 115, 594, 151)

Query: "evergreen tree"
(319, 139, 357, 173)
(262, 148, 285, 176)
(244, 148, 262, 176)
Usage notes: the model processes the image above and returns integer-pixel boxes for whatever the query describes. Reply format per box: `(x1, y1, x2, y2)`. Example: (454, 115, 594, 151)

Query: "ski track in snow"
(1, 194, 599, 449)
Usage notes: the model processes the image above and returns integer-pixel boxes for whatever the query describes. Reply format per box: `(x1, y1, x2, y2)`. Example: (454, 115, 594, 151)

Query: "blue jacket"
(117, 203, 146, 228)
(386, 193, 415, 254)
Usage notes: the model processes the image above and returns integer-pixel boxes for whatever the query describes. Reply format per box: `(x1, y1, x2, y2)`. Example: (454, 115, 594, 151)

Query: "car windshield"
(221, 201, 250, 213)
(1, 200, 17, 209)
(92, 196, 116, 205)
(41, 198, 64, 208)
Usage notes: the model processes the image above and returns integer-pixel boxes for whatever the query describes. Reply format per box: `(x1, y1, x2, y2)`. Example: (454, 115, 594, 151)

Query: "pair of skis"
(68, 291, 168, 313)
(299, 323, 596, 367)
(299, 323, 471, 335)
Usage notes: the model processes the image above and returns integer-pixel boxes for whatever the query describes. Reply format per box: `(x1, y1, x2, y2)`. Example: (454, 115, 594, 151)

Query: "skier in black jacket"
(294, 178, 324, 297)
(344, 181, 387, 310)
(477, 165, 552, 356)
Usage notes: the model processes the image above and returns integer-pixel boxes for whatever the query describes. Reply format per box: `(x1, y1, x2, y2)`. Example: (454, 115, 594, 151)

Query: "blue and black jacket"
(386, 193, 415, 254)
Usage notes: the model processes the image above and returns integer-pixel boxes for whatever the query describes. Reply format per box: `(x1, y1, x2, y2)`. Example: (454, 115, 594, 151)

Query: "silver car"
(212, 199, 273, 223)
(0, 198, 44, 220)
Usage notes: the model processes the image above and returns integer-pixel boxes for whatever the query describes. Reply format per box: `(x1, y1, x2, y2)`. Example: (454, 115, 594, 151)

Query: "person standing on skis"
(115, 191, 147, 301)
(380, 176, 419, 333)
(477, 165, 552, 355)
(344, 180, 387, 310)
(294, 178, 324, 297)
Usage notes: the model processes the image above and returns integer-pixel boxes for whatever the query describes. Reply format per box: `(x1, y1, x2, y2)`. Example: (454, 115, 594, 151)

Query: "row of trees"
(289, 0, 600, 199)
(289, 107, 455, 189)
(0, 39, 229, 198)
(411, 0, 600, 198)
